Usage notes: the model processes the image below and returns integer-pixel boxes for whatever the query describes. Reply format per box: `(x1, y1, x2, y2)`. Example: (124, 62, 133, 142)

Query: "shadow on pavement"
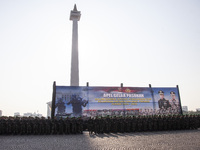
(88, 129, 200, 138)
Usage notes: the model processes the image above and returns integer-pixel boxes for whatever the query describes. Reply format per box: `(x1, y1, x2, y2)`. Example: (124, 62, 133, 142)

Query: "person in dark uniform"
(158, 91, 171, 110)
(112, 116, 118, 133)
(94, 117, 100, 135)
(131, 116, 137, 132)
(64, 117, 71, 134)
(55, 98, 66, 115)
(137, 116, 142, 132)
(26, 117, 32, 135)
(87, 117, 93, 135)
(45, 117, 51, 135)
(126, 116, 131, 133)
(163, 115, 168, 131)
(20, 118, 26, 135)
(13, 117, 20, 135)
(158, 115, 163, 131)
(105, 116, 111, 133)
(71, 117, 77, 134)
(119, 116, 124, 133)
(147, 116, 153, 131)
(58, 117, 64, 134)
(51, 118, 57, 134)
(169, 91, 180, 113)
(7, 117, 12, 135)
(153, 116, 158, 131)
(99, 117, 105, 134)
(143, 116, 148, 131)
(67, 94, 88, 117)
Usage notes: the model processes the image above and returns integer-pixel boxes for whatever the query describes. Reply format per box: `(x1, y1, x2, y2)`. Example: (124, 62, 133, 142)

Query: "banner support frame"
(121, 83, 125, 117)
(176, 85, 183, 115)
(149, 84, 156, 111)
(51, 81, 56, 119)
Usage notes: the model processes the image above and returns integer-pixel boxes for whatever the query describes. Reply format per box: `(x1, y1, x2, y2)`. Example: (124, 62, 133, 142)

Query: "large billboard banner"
(53, 86, 182, 118)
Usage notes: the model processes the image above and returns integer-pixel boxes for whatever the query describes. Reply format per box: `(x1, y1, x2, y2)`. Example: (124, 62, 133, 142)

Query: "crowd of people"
(0, 117, 84, 135)
(87, 114, 200, 134)
(0, 114, 199, 135)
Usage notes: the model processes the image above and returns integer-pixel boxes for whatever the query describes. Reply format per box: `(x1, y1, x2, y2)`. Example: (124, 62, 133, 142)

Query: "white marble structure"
(70, 4, 81, 86)
(46, 101, 52, 118)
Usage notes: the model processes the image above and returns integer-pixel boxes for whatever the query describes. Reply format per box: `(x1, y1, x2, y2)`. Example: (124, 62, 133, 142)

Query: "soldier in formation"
(0, 116, 84, 135)
(87, 114, 200, 134)
(0, 114, 199, 135)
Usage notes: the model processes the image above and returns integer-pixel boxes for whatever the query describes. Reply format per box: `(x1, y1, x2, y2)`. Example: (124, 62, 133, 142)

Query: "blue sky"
(0, 0, 200, 116)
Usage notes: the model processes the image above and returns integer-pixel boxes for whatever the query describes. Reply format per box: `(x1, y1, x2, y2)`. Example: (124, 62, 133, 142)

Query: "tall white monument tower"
(70, 4, 81, 86)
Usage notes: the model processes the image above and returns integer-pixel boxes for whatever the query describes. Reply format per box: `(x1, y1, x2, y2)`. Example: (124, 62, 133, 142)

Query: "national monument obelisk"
(70, 4, 81, 86)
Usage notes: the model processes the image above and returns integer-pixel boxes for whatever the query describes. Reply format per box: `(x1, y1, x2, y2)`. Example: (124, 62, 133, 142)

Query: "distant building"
(14, 112, 20, 117)
(23, 112, 43, 118)
(182, 106, 188, 112)
(23, 112, 33, 117)
(32, 112, 43, 118)
(0, 110, 2, 117)
(196, 108, 200, 112)
(47, 101, 52, 118)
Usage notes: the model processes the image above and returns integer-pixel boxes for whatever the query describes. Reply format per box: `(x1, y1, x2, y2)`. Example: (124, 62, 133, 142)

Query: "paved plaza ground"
(0, 129, 200, 150)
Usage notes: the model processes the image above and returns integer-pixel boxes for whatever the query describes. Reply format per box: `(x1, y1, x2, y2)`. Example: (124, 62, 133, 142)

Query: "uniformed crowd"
(87, 114, 200, 134)
(0, 117, 84, 135)
(0, 115, 199, 135)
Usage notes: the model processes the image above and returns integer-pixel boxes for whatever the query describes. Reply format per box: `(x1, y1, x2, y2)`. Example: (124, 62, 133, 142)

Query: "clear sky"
(0, 0, 200, 116)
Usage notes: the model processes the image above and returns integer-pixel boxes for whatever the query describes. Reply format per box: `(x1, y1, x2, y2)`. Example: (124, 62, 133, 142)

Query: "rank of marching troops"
(0, 114, 199, 135)
(87, 114, 200, 135)
(0, 116, 84, 135)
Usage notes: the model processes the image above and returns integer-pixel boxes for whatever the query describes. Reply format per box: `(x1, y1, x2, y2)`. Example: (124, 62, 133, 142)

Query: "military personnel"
(87, 117, 94, 134)
(142, 116, 148, 131)
(119, 116, 124, 133)
(71, 117, 77, 134)
(158, 91, 171, 110)
(64, 117, 70, 134)
(2, 117, 6, 135)
(137, 116, 142, 132)
(126, 116, 131, 132)
(197, 114, 200, 128)
(67, 94, 88, 117)
(56, 98, 66, 116)
(153, 116, 158, 131)
(7, 117, 12, 135)
(51, 118, 57, 134)
(33, 118, 38, 134)
(131, 116, 137, 132)
(45, 117, 52, 134)
(105, 116, 111, 133)
(179, 115, 185, 130)
(147, 116, 153, 131)
(191, 115, 198, 129)
(172, 115, 177, 130)
(26, 117, 32, 135)
(169, 92, 180, 112)
(0, 117, 3, 135)
(20, 118, 26, 135)
(99, 117, 105, 134)
(194, 115, 199, 129)
(176, 115, 181, 130)
(58, 118, 64, 134)
(184, 115, 189, 130)
(38, 118, 43, 134)
(163, 115, 168, 131)
(167, 115, 172, 130)
(113, 116, 118, 133)
(93, 117, 99, 134)
(77, 117, 83, 134)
